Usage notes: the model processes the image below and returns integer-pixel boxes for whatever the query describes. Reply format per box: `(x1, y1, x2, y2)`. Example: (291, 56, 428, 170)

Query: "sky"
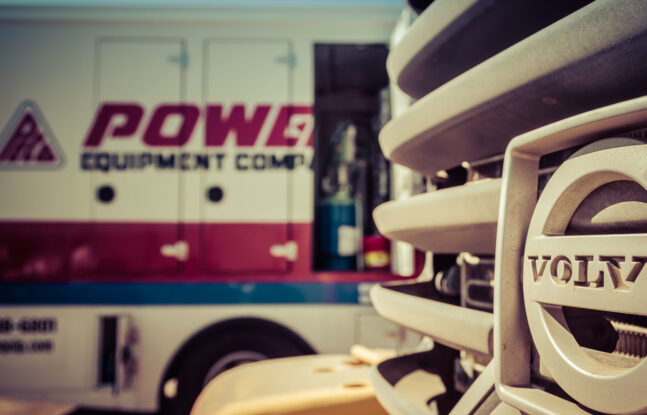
(0, 0, 403, 7)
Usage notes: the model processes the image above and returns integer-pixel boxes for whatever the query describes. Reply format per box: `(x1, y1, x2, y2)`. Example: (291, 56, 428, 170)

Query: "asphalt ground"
(70, 410, 152, 415)
(0, 399, 74, 415)
(0, 399, 153, 415)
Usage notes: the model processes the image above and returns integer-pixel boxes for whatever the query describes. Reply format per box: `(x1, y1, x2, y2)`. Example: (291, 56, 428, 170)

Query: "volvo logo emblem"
(519, 137, 647, 414)
(526, 254, 647, 290)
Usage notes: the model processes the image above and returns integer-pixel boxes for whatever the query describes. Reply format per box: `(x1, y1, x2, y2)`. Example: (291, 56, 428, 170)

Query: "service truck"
(0, 3, 420, 414)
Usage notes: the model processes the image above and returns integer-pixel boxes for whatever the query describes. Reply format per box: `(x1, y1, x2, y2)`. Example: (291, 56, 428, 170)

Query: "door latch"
(274, 52, 297, 68)
(269, 241, 298, 261)
(160, 240, 189, 261)
(167, 51, 189, 68)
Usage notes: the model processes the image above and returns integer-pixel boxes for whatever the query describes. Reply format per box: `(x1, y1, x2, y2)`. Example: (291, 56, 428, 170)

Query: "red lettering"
(205, 104, 270, 147)
(83, 103, 144, 147)
(143, 104, 200, 147)
(84, 102, 314, 148)
(266, 105, 313, 147)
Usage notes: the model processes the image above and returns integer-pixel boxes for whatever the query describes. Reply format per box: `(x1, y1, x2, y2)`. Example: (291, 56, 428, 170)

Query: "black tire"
(159, 321, 313, 415)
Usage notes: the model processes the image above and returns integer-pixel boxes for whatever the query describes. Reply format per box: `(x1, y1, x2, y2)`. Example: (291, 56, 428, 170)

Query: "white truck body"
(0, 4, 415, 412)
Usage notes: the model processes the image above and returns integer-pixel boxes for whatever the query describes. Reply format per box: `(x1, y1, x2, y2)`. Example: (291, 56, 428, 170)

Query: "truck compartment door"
(98, 314, 136, 395)
(91, 39, 185, 276)
(201, 40, 293, 274)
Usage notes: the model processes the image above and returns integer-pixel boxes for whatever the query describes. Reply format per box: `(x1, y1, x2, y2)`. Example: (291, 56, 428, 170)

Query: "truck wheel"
(201, 350, 268, 386)
(160, 324, 313, 415)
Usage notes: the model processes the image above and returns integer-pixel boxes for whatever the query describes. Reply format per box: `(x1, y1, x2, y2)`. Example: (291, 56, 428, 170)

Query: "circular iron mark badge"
(523, 138, 647, 415)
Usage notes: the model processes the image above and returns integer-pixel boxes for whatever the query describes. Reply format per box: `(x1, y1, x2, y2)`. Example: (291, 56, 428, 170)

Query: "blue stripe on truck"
(0, 282, 362, 305)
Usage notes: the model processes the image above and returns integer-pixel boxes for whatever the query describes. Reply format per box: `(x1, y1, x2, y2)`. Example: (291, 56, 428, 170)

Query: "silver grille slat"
(389, 0, 592, 99)
(373, 179, 500, 254)
(381, 0, 647, 175)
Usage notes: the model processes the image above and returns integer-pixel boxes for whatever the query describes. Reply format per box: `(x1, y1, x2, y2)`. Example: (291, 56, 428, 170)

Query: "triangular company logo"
(0, 101, 65, 169)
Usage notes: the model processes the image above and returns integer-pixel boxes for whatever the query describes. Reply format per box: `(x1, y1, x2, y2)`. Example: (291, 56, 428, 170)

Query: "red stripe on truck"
(0, 221, 397, 283)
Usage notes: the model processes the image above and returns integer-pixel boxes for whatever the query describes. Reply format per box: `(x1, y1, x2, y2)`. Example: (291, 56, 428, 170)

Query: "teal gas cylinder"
(317, 191, 358, 271)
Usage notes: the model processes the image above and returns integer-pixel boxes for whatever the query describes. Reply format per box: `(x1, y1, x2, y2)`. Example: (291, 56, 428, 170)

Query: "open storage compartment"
(312, 43, 393, 272)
